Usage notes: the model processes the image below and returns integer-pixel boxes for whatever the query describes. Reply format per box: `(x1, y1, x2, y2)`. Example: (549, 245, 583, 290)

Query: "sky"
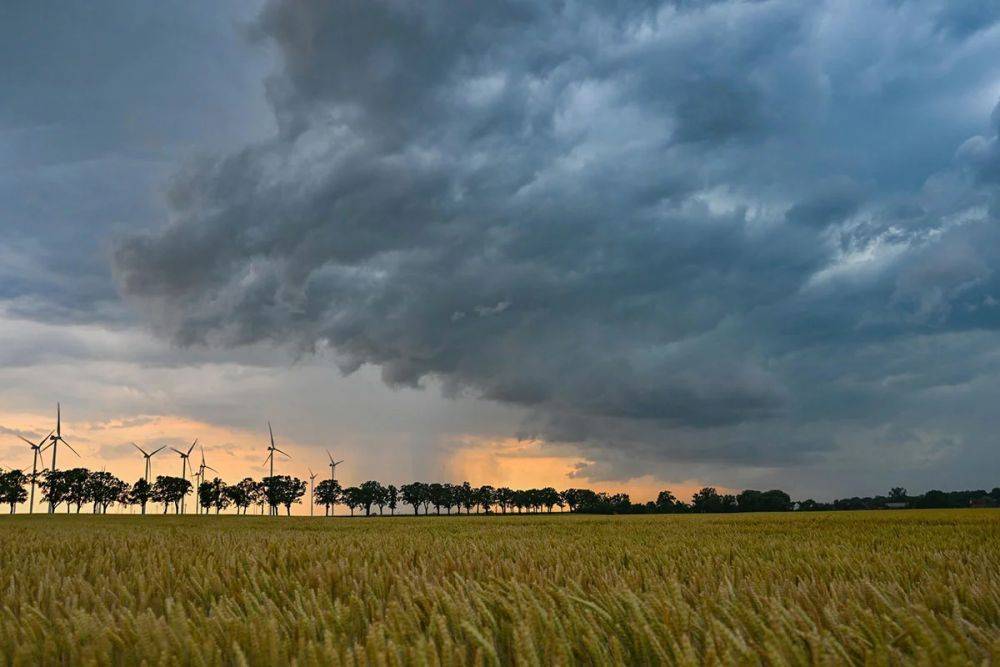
(2, 1, 1000, 510)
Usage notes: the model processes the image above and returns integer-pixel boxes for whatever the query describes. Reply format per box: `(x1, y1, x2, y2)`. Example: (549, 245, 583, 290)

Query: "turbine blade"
(62, 439, 80, 457)
(170, 447, 185, 456)
(186, 439, 197, 456)
(150, 446, 166, 456)
(17, 434, 36, 446)
(273, 448, 291, 458)
(205, 465, 218, 473)
(268, 421, 275, 447)
(327, 450, 334, 463)
(132, 442, 149, 456)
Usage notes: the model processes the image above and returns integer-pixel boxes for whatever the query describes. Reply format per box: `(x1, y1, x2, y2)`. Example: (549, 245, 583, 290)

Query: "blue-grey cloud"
(0, 0, 272, 325)
(111, 0, 1000, 487)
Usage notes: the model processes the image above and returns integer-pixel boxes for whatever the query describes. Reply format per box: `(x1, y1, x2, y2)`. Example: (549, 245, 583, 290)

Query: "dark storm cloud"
(0, 0, 271, 325)
(114, 0, 1000, 485)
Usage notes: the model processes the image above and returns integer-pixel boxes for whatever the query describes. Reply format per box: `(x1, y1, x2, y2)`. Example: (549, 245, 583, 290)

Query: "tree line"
(0, 467, 996, 515)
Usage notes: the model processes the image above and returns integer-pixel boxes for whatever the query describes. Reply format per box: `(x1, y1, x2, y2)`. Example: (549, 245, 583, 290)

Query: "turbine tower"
(193, 444, 218, 515)
(43, 403, 79, 513)
(17, 430, 52, 514)
(263, 422, 290, 516)
(263, 422, 290, 478)
(308, 468, 317, 517)
(170, 439, 197, 514)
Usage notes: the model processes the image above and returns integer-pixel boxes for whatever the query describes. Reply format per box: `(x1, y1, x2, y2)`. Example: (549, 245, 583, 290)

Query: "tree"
(314, 479, 342, 516)
(889, 487, 908, 501)
(63, 468, 92, 513)
(359, 480, 384, 516)
(127, 478, 153, 514)
(428, 483, 445, 514)
(41, 470, 72, 513)
(737, 489, 791, 512)
(400, 482, 427, 515)
(540, 487, 561, 512)
(251, 479, 267, 515)
(0, 470, 28, 513)
(222, 478, 258, 515)
(495, 487, 515, 513)
(342, 486, 363, 516)
(199, 477, 228, 514)
(607, 493, 632, 513)
(85, 471, 128, 514)
(262, 476, 306, 516)
(152, 476, 192, 514)
(372, 483, 390, 515)
(459, 481, 475, 514)
(568, 489, 601, 513)
(386, 484, 398, 515)
(692, 487, 736, 513)
(476, 485, 495, 514)
(655, 490, 678, 513)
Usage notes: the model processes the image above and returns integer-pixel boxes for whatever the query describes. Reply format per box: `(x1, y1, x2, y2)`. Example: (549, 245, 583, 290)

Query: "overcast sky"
(2, 0, 1000, 504)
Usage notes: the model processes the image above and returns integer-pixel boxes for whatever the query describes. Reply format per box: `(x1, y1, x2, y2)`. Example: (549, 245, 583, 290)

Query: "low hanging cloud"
(113, 1, 1000, 484)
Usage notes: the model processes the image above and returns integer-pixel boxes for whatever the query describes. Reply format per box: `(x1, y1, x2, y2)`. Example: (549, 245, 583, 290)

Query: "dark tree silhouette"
(199, 477, 228, 514)
(655, 490, 678, 513)
(314, 479, 342, 516)
(476, 485, 495, 514)
(40, 470, 72, 513)
(85, 471, 128, 514)
(359, 480, 384, 516)
(400, 482, 426, 515)
(222, 477, 258, 515)
(62, 468, 91, 513)
(386, 484, 398, 515)
(495, 487, 514, 514)
(0, 470, 28, 513)
(152, 476, 192, 514)
(737, 489, 792, 512)
(342, 486, 363, 516)
(262, 475, 306, 516)
(128, 478, 153, 514)
(692, 487, 737, 513)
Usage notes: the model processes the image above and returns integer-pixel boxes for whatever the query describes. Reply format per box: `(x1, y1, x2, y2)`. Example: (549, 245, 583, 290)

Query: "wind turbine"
(327, 451, 343, 482)
(43, 403, 79, 513)
(193, 445, 218, 515)
(264, 422, 290, 478)
(263, 422, 290, 516)
(17, 430, 53, 514)
(308, 468, 317, 517)
(170, 439, 197, 514)
(132, 443, 166, 482)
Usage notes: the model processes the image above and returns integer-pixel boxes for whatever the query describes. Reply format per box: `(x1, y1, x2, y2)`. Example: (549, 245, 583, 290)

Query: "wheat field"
(0, 510, 996, 665)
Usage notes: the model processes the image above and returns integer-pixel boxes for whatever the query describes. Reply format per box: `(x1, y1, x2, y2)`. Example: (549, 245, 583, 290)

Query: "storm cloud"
(113, 0, 1000, 485)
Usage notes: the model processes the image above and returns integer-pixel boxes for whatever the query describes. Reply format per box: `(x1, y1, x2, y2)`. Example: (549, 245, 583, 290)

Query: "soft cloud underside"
(109, 0, 1000, 490)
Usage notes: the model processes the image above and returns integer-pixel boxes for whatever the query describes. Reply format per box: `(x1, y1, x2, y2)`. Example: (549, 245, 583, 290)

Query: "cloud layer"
(113, 1, 1000, 488)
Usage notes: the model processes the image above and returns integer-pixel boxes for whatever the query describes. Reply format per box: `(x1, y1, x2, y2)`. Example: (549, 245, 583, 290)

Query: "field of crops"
(0, 510, 996, 665)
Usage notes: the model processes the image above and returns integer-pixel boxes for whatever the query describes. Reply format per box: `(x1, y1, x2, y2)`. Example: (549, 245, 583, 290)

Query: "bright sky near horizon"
(3, 1, 1000, 509)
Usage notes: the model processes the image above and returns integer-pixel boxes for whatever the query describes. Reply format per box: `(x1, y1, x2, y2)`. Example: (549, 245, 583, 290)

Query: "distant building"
(970, 497, 998, 508)
(885, 502, 908, 509)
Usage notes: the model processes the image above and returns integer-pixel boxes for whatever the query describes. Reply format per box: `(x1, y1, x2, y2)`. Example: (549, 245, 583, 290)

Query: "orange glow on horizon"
(1, 412, 728, 512)
(445, 435, 726, 503)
